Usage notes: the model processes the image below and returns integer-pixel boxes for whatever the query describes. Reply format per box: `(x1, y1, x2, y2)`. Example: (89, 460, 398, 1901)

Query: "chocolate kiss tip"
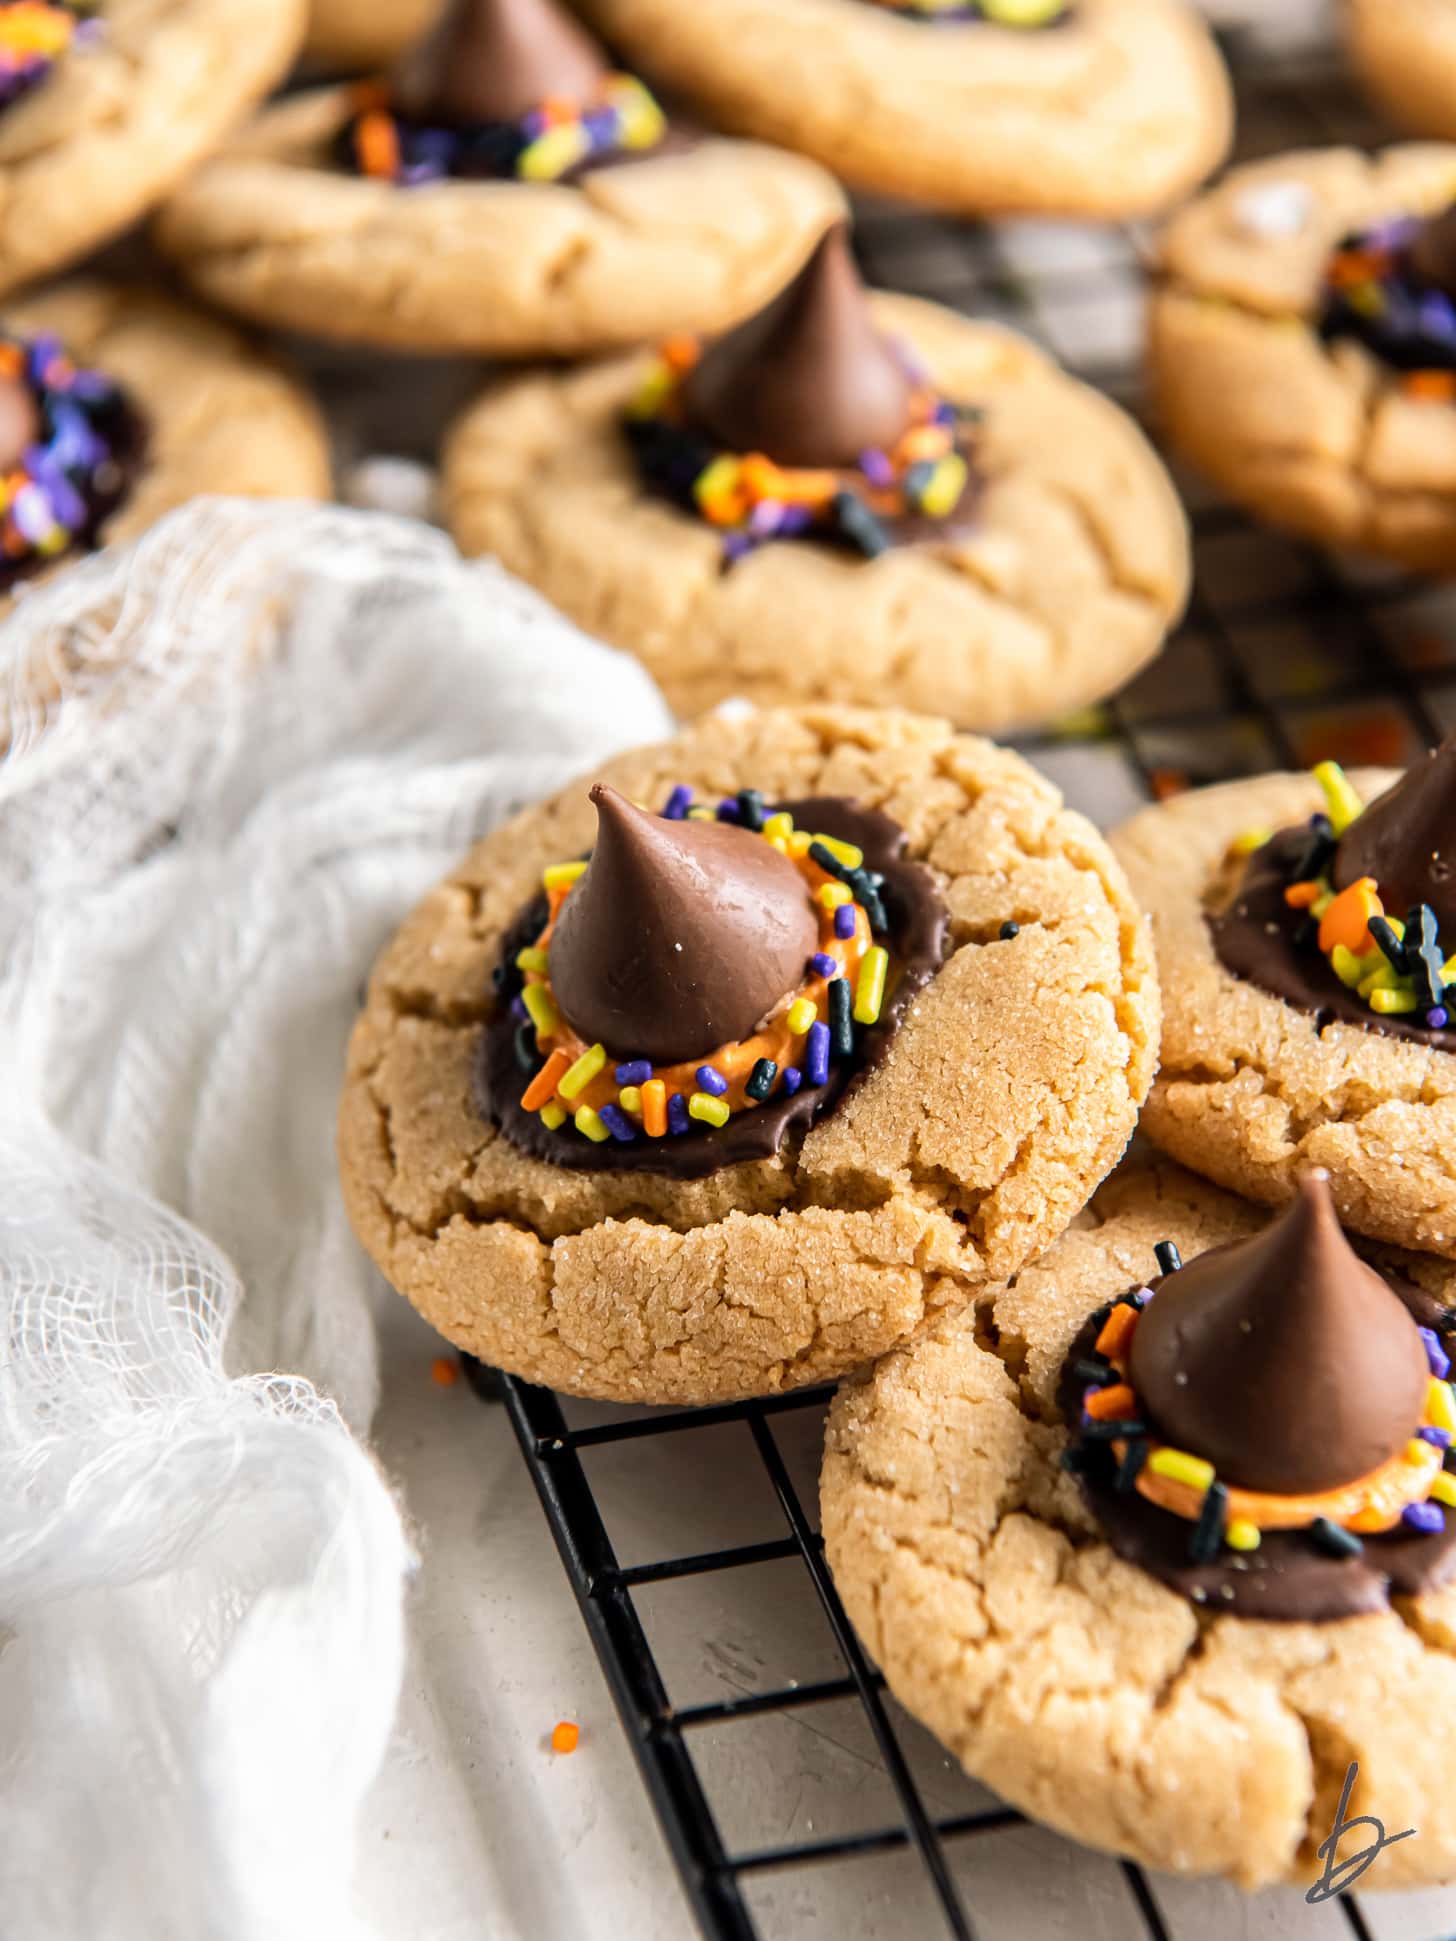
(1128, 1172, 1429, 1497)
(680, 223, 914, 471)
(1334, 728, 1456, 935)
(547, 784, 819, 1068)
(388, 0, 607, 129)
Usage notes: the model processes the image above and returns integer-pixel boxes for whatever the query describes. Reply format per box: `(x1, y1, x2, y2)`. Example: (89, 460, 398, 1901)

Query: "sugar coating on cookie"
(821, 1156, 1456, 1888)
(338, 707, 1160, 1404)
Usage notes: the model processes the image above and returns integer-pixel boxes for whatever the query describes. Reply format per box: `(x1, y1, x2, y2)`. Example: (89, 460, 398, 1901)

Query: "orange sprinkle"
(661, 334, 699, 372)
(1085, 1382, 1137, 1421)
(431, 1357, 459, 1388)
(641, 1077, 667, 1138)
(356, 110, 400, 180)
(1094, 1302, 1139, 1362)
(551, 1720, 580, 1754)
(1283, 880, 1321, 909)
(521, 1047, 570, 1112)
(1149, 768, 1188, 802)
(1403, 370, 1456, 403)
(1318, 875, 1382, 957)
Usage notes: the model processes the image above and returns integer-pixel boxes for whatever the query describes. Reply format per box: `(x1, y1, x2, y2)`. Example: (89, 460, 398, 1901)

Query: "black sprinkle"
(1310, 1516, 1363, 1558)
(903, 459, 936, 507)
(808, 839, 855, 884)
(1081, 1417, 1146, 1441)
(847, 866, 888, 933)
(736, 789, 764, 833)
(1188, 1480, 1228, 1563)
(831, 489, 891, 559)
(999, 920, 1020, 941)
(1085, 1300, 1116, 1334)
(828, 978, 854, 1057)
(1153, 1241, 1183, 1277)
(745, 1057, 777, 1103)
(1074, 1355, 1115, 1385)
(1115, 1438, 1149, 1495)
(1289, 826, 1336, 883)
(1368, 914, 1408, 973)
(1059, 1444, 1091, 1475)
(513, 1023, 539, 1074)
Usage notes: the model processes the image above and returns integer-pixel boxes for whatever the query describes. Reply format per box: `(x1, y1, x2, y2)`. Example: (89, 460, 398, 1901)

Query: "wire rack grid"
(474, 15, 1456, 1941)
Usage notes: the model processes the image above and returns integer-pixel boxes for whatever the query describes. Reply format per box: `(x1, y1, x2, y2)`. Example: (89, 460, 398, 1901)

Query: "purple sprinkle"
(510, 994, 528, 1022)
(811, 952, 837, 979)
(598, 1103, 638, 1143)
(662, 784, 693, 820)
(778, 505, 815, 536)
(781, 1066, 803, 1095)
(805, 1022, 830, 1087)
(834, 904, 856, 941)
(716, 798, 740, 822)
(666, 1091, 690, 1136)
(858, 447, 895, 489)
(1421, 1326, 1451, 1379)
(615, 1060, 652, 1087)
(521, 110, 547, 138)
(695, 1065, 728, 1097)
(721, 532, 756, 563)
(1404, 1501, 1446, 1535)
(749, 499, 786, 536)
(1429, 1007, 1450, 1030)
(1419, 1426, 1453, 1448)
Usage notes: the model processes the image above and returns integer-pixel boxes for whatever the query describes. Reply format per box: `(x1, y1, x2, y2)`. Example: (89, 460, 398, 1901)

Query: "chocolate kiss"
(0, 376, 37, 473)
(1128, 1173, 1429, 1496)
(1405, 203, 1456, 300)
(548, 785, 819, 1066)
(1333, 730, 1456, 935)
(680, 225, 914, 470)
(388, 0, 607, 127)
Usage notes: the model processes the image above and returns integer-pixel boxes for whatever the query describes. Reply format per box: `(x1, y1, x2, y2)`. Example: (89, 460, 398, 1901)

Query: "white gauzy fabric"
(0, 499, 676, 1941)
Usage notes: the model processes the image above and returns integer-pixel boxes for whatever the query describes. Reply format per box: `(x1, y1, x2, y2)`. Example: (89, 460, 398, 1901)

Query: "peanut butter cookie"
(1347, 0, 1456, 141)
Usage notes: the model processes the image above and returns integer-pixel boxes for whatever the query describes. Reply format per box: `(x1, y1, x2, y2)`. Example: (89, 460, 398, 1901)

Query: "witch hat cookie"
(823, 1155, 1456, 1888)
(153, 0, 844, 356)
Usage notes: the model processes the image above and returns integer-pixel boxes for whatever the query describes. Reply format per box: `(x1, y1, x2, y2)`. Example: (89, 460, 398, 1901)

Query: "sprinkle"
(574, 1105, 610, 1143)
(615, 1059, 652, 1087)
(1419, 1425, 1452, 1448)
(1074, 1355, 1114, 1384)
(999, 920, 1020, 940)
(1431, 1472, 1456, 1508)
(762, 811, 795, 843)
(1404, 1501, 1446, 1535)
(1189, 1481, 1228, 1564)
(1148, 1447, 1215, 1491)
(1230, 826, 1273, 857)
(539, 1102, 566, 1130)
(859, 447, 895, 488)
(695, 1064, 728, 1097)
(618, 1085, 642, 1115)
(514, 1024, 539, 1074)
(745, 1058, 778, 1102)
(521, 1047, 570, 1111)
(687, 806, 715, 821)
(559, 1042, 607, 1100)
(1407, 904, 1446, 1008)
(828, 978, 854, 1056)
(1422, 1326, 1451, 1378)
(1312, 759, 1364, 835)
(1406, 1439, 1432, 1466)
(662, 784, 693, 820)
(641, 1078, 668, 1137)
(781, 1066, 803, 1095)
(1310, 1517, 1363, 1557)
(1226, 1518, 1261, 1552)
(818, 881, 853, 910)
(1114, 1438, 1149, 1493)
(814, 834, 865, 871)
(688, 1091, 730, 1127)
(806, 1021, 831, 1087)
(916, 451, 968, 519)
(808, 839, 854, 884)
(1081, 1417, 1145, 1440)
(847, 868, 888, 933)
(716, 797, 741, 822)
(811, 951, 838, 979)
(522, 983, 559, 1038)
(832, 489, 891, 558)
(1153, 1241, 1183, 1278)
(550, 1721, 580, 1754)
(736, 789, 765, 833)
(854, 946, 889, 1026)
(1369, 915, 1408, 971)
(834, 903, 857, 941)
(1094, 1303, 1139, 1360)
(1084, 1383, 1138, 1421)
(1318, 876, 1382, 957)
(598, 1103, 638, 1142)
(788, 830, 814, 860)
(1431, 1008, 1450, 1030)
(1428, 1378, 1456, 1434)
(1370, 987, 1419, 1014)
(544, 860, 588, 893)
(1060, 1444, 1091, 1475)
(1284, 880, 1322, 910)
(516, 946, 550, 974)
(666, 1091, 690, 1136)
(787, 996, 818, 1035)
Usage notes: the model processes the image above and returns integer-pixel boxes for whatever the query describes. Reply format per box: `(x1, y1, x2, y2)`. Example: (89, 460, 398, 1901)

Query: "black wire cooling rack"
(472, 14, 1456, 1941)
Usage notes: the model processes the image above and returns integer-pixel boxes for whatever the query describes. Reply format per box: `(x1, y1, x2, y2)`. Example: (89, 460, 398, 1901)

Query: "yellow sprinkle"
(544, 860, 588, 893)
(788, 830, 813, 860)
(818, 881, 853, 910)
(539, 1103, 566, 1130)
(1330, 944, 1367, 989)
(1312, 760, 1365, 836)
(787, 996, 818, 1035)
(762, 812, 795, 843)
(1310, 891, 1334, 920)
(687, 805, 715, 820)
(1431, 1472, 1456, 1508)
(1428, 1378, 1456, 1434)
(1230, 827, 1272, 857)
(982, 0, 1065, 22)
(918, 451, 968, 520)
(1356, 963, 1399, 998)
(618, 1085, 642, 1115)
(766, 835, 789, 856)
(518, 121, 591, 181)
(813, 834, 864, 871)
(1148, 1448, 1216, 1492)
(688, 1091, 730, 1127)
(626, 362, 673, 420)
(1406, 1439, 1433, 1466)
(1370, 987, 1419, 1015)
(574, 1105, 610, 1143)
(854, 946, 889, 1026)
(559, 1042, 607, 1100)
(693, 454, 741, 511)
(516, 946, 550, 975)
(521, 983, 558, 1037)
(1225, 1518, 1261, 1552)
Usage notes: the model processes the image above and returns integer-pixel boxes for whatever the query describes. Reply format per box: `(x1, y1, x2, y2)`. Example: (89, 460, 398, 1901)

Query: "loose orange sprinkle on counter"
(431, 1357, 459, 1388)
(551, 1720, 580, 1754)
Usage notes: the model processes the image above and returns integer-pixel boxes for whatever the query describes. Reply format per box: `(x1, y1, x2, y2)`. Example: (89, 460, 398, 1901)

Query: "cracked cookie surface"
(1346, 0, 1456, 142)
(822, 1153, 1456, 1888)
(1111, 766, 1456, 1258)
(337, 706, 1160, 1404)
(443, 295, 1189, 731)
(0, 0, 304, 297)
(571, 0, 1230, 220)
(152, 87, 846, 356)
(1151, 143, 1456, 570)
